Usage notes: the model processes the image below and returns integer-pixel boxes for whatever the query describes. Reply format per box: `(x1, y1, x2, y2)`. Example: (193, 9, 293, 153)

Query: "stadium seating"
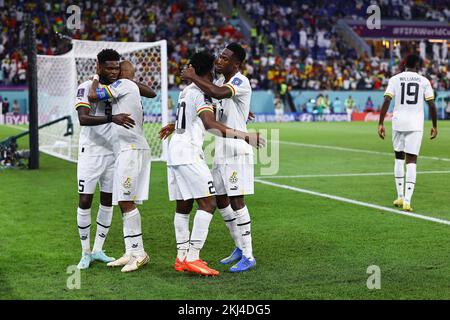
(0, 0, 449, 91)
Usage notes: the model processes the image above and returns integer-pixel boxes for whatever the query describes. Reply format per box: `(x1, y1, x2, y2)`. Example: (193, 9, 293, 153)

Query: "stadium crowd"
(0, 0, 449, 92)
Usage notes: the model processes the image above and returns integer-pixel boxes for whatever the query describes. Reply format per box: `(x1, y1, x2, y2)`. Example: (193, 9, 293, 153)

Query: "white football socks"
(92, 205, 113, 253)
(219, 205, 242, 250)
(174, 212, 190, 260)
(186, 210, 213, 262)
(405, 163, 417, 205)
(235, 206, 253, 259)
(77, 207, 91, 254)
(394, 159, 405, 199)
(123, 208, 145, 257)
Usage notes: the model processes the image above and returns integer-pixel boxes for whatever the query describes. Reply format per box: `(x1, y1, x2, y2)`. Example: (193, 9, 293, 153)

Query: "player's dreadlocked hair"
(405, 54, 420, 69)
(189, 50, 215, 76)
(97, 49, 121, 64)
(226, 42, 246, 63)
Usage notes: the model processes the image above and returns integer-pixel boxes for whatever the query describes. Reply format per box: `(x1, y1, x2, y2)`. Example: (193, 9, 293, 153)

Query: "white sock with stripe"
(77, 207, 91, 254)
(235, 206, 253, 259)
(404, 163, 417, 205)
(174, 212, 190, 260)
(219, 205, 242, 250)
(92, 205, 113, 253)
(123, 208, 145, 257)
(186, 210, 213, 262)
(394, 159, 405, 199)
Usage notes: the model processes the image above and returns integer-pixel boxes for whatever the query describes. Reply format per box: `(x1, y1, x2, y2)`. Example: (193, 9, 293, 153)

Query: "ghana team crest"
(229, 171, 238, 183)
(123, 177, 132, 189)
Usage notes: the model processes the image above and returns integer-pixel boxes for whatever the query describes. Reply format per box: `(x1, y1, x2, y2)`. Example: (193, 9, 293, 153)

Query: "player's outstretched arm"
(181, 66, 232, 100)
(427, 99, 438, 139)
(199, 110, 265, 148)
(134, 82, 157, 98)
(378, 96, 391, 140)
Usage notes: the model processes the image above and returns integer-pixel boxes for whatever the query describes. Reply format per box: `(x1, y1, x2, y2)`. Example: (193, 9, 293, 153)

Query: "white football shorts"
(392, 130, 423, 156)
(167, 161, 215, 201)
(212, 155, 254, 196)
(77, 153, 115, 194)
(112, 149, 151, 205)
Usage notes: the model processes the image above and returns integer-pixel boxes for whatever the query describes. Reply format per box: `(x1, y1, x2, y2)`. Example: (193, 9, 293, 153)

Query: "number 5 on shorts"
(78, 180, 85, 193)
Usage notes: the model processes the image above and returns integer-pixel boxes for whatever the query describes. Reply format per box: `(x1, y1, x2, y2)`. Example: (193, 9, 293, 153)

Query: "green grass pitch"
(1, 121, 450, 299)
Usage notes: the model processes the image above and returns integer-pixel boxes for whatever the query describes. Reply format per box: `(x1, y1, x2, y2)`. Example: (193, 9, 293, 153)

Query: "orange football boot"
(174, 258, 187, 272)
(184, 259, 219, 276)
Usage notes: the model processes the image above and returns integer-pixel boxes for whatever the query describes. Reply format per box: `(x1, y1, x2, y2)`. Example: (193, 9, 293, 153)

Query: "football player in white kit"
(75, 49, 137, 270)
(88, 60, 155, 272)
(181, 43, 258, 272)
(164, 51, 263, 276)
(378, 54, 438, 212)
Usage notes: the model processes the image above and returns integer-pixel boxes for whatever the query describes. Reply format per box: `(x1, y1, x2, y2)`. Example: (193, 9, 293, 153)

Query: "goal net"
(37, 39, 168, 162)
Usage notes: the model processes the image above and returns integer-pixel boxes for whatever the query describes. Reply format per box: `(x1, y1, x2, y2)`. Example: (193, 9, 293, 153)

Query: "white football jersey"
(167, 83, 214, 166)
(213, 72, 253, 162)
(75, 80, 114, 156)
(101, 79, 150, 152)
(384, 71, 434, 132)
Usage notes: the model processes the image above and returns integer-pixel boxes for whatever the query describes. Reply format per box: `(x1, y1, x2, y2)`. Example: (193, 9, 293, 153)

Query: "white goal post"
(37, 39, 168, 162)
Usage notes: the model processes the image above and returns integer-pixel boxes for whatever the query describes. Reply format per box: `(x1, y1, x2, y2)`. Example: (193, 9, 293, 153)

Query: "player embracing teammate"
(161, 42, 262, 274)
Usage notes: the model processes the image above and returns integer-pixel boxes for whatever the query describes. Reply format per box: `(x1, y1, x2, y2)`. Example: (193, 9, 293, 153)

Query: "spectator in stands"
(332, 97, 343, 113)
(0, 96, 3, 124)
(12, 99, 19, 115)
(274, 94, 284, 122)
(445, 99, 450, 120)
(345, 95, 355, 122)
(364, 96, 375, 112)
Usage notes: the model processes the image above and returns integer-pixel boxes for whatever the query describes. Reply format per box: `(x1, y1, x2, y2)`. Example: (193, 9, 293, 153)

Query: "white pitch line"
(255, 179, 450, 226)
(277, 140, 450, 162)
(4, 125, 27, 132)
(256, 170, 450, 179)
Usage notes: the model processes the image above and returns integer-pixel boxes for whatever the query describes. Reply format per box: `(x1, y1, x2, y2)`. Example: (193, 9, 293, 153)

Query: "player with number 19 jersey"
(384, 71, 434, 156)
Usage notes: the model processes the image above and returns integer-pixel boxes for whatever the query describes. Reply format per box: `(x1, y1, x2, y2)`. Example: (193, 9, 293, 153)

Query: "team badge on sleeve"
(231, 77, 243, 87)
(77, 88, 85, 97)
